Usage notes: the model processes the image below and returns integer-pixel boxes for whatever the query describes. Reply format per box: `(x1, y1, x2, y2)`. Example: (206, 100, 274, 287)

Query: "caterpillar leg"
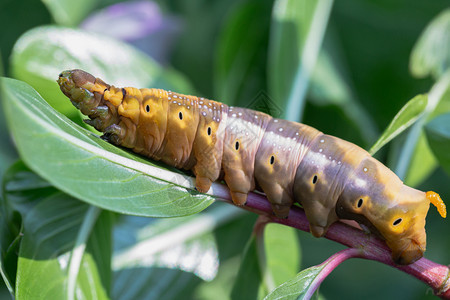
(195, 176, 213, 194)
(230, 191, 248, 206)
(271, 203, 291, 219)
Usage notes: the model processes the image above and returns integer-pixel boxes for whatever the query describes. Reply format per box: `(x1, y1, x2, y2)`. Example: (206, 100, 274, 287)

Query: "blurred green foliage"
(0, 0, 449, 299)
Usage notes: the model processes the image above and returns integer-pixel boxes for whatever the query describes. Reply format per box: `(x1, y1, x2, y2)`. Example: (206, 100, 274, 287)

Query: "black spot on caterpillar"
(57, 69, 447, 265)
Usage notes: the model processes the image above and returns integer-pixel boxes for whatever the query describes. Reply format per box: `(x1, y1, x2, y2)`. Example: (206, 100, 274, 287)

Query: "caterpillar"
(58, 69, 446, 265)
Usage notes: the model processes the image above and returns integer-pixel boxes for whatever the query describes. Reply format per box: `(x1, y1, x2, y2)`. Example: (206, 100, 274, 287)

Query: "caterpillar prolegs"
(58, 69, 446, 265)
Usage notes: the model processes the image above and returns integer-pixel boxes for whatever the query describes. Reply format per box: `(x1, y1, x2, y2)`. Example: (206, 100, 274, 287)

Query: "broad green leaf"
(268, 0, 333, 121)
(410, 9, 450, 80)
(215, 1, 272, 109)
(403, 132, 438, 187)
(2, 77, 214, 217)
(16, 194, 107, 299)
(425, 113, 450, 176)
(2, 160, 56, 217)
(309, 49, 378, 146)
(0, 74, 17, 181)
(369, 94, 428, 155)
(112, 203, 247, 299)
(86, 210, 113, 297)
(392, 71, 450, 180)
(264, 265, 323, 300)
(1, 161, 55, 294)
(41, 0, 96, 27)
(264, 223, 300, 288)
(113, 267, 202, 300)
(230, 234, 265, 300)
(10, 26, 192, 119)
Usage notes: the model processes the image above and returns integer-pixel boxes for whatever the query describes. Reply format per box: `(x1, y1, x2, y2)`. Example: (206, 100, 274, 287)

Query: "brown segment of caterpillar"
(57, 69, 446, 265)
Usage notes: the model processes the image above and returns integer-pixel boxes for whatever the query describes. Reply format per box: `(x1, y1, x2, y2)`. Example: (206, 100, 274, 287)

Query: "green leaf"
(264, 223, 300, 288)
(112, 203, 246, 299)
(2, 77, 214, 217)
(10, 26, 193, 119)
(403, 132, 438, 187)
(215, 1, 272, 108)
(309, 49, 378, 146)
(16, 194, 107, 300)
(41, 0, 97, 27)
(264, 265, 323, 300)
(2, 160, 56, 217)
(369, 94, 428, 155)
(230, 234, 264, 300)
(410, 9, 450, 80)
(268, 0, 333, 121)
(425, 113, 450, 176)
(113, 267, 203, 300)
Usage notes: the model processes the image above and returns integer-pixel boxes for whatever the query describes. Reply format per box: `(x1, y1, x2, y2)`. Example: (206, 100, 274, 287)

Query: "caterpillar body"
(58, 69, 446, 265)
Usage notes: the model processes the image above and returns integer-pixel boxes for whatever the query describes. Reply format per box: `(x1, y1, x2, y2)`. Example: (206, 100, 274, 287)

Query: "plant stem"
(304, 248, 362, 299)
(209, 182, 450, 298)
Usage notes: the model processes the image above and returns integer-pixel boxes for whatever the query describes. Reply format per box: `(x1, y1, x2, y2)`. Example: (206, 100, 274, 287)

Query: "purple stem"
(304, 248, 362, 299)
(210, 183, 450, 298)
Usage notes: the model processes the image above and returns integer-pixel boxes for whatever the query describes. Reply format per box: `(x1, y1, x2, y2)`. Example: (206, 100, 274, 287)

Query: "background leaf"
(268, 0, 333, 122)
(41, 0, 97, 27)
(369, 94, 427, 155)
(15, 194, 107, 299)
(425, 113, 450, 176)
(10, 26, 193, 120)
(410, 8, 450, 80)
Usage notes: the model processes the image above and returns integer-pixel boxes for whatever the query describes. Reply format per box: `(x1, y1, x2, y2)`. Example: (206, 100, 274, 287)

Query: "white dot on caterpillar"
(199, 100, 203, 104)
(363, 167, 368, 172)
(209, 108, 212, 112)
(338, 161, 342, 165)
(320, 139, 324, 143)
(187, 106, 190, 109)
(168, 97, 171, 100)
(174, 95, 178, 98)
(319, 149, 323, 153)
(274, 119, 278, 123)
(172, 100, 176, 104)
(245, 132, 249, 136)
(238, 112, 242, 116)
(232, 113, 236, 117)
(203, 105, 208, 109)
(208, 102, 212, 106)
(288, 147, 292, 151)
(329, 156, 332, 160)
(254, 115, 258, 119)
(216, 118, 220, 122)
(202, 112, 207, 116)
(178, 103, 181, 106)
(278, 128, 283, 132)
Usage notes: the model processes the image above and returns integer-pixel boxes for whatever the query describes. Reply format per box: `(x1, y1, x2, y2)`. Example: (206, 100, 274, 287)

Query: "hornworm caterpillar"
(58, 69, 446, 265)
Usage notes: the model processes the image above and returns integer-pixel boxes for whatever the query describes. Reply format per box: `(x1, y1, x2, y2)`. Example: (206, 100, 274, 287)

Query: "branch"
(209, 182, 450, 298)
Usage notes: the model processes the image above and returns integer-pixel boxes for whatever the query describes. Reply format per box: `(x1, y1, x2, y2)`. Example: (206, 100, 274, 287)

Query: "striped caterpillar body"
(58, 69, 446, 265)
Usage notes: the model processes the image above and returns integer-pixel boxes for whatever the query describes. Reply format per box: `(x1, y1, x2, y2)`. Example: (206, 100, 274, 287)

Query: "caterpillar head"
(58, 69, 101, 113)
(336, 157, 446, 265)
(58, 70, 122, 134)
